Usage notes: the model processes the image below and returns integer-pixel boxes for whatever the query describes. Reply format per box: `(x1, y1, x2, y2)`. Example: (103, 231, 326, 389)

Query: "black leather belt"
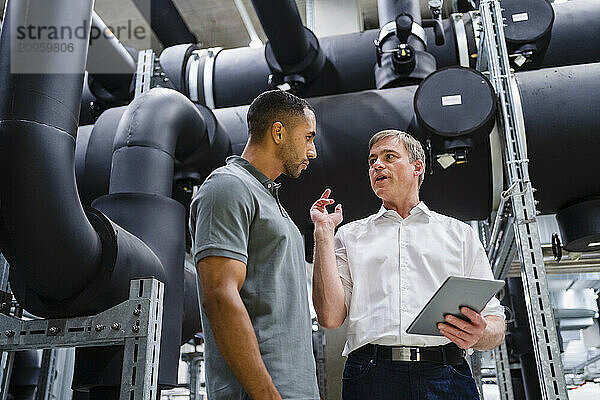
(352, 343, 465, 365)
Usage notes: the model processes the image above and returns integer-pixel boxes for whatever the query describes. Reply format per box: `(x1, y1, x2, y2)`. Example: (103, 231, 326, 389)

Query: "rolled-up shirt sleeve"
(334, 228, 353, 314)
(465, 226, 506, 319)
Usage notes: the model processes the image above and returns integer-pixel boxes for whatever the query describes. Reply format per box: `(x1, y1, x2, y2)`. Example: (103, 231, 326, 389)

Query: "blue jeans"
(342, 347, 480, 400)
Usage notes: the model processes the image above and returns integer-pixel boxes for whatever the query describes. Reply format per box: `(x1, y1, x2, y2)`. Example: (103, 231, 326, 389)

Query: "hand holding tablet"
(406, 276, 505, 337)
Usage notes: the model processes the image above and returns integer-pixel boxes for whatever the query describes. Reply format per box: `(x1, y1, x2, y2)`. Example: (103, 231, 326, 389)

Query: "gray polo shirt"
(189, 156, 319, 400)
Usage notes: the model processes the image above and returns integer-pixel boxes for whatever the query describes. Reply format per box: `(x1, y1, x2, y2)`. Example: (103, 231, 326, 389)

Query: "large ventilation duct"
(74, 88, 201, 394)
(159, 0, 600, 109)
(0, 0, 164, 316)
(0, 0, 196, 397)
(72, 88, 229, 396)
(250, 0, 325, 90)
(131, 0, 196, 47)
(205, 62, 600, 233)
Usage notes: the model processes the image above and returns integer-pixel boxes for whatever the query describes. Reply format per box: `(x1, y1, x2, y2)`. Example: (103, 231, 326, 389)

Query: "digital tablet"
(406, 276, 505, 336)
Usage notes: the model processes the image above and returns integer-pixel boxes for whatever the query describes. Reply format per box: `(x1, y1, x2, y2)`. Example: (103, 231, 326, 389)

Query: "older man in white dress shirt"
(310, 130, 506, 399)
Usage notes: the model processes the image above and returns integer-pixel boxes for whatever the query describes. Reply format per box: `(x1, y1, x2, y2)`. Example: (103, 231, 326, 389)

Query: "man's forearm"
(203, 291, 281, 400)
(313, 225, 346, 329)
(473, 316, 506, 350)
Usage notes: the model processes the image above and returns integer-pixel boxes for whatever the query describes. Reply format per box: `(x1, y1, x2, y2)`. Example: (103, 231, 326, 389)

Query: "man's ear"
(413, 160, 425, 177)
(271, 121, 284, 144)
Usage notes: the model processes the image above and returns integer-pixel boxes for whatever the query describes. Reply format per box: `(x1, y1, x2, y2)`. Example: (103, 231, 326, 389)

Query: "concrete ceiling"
(0, 0, 379, 53)
(0, 1, 468, 53)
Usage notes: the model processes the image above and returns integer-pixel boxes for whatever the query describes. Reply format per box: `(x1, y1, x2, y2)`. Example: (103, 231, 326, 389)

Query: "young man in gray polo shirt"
(189, 90, 320, 400)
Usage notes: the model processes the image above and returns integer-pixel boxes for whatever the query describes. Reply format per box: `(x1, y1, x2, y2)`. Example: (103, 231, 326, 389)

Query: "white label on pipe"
(512, 13, 529, 22)
(441, 95, 462, 106)
(437, 154, 456, 169)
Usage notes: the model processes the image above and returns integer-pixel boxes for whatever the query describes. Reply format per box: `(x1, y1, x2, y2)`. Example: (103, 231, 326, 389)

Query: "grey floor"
(482, 382, 600, 400)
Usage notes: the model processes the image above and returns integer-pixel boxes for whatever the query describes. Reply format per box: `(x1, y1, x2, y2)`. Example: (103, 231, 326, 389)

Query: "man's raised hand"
(310, 189, 343, 230)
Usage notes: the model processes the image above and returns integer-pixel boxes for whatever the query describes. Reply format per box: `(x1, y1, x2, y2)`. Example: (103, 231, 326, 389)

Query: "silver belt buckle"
(391, 347, 420, 361)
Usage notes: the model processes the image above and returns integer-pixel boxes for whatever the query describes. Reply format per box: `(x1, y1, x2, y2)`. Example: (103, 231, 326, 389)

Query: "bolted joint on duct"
(265, 27, 326, 92)
(374, 0, 437, 88)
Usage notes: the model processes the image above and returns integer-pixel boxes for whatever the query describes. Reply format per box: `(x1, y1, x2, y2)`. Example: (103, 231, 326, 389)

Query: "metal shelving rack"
(0, 278, 164, 400)
(477, 1, 568, 399)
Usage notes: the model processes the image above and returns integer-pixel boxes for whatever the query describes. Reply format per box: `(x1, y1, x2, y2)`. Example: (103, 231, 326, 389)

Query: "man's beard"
(282, 159, 302, 178)
(279, 142, 303, 178)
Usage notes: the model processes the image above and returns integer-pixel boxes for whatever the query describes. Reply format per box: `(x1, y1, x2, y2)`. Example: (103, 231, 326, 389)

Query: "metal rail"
(494, 341, 515, 400)
(0, 278, 164, 400)
(478, 1, 568, 399)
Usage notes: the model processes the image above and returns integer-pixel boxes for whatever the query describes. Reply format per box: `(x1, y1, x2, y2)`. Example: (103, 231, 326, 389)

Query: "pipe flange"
(376, 20, 427, 49)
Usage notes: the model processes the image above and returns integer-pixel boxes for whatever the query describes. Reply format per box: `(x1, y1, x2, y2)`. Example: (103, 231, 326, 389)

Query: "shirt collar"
(226, 155, 281, 194)
(373, 201, 432, 221)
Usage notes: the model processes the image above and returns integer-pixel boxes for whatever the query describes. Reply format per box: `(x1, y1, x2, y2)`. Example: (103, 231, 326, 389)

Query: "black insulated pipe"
(0, 0, 101, 301)
(556, 198, 600, 252)
(210, 62, 600, 231)
(0, 2, 166, 397)
(74, 88, 218, 392)
(0, 0, 164, 318)
(505, 278, 543, 400)
(131, 0, 196, 46)
(375, 0, 437, 87)
(171, 0, 600, 109)
(79, 13, 137, 125)
(251, 0, 309, 65)
(250, 0, 325, 89)
(413, 66, 497, 161)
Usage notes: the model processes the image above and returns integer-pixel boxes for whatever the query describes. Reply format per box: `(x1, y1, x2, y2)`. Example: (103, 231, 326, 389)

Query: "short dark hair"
(247, 90, 314, 143)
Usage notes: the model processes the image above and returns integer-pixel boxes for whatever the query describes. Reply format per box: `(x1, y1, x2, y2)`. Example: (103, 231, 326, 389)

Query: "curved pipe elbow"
(110, 88, 210, 196)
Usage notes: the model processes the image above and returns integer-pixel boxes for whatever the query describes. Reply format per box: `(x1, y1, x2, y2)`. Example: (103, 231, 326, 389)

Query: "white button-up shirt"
(335, 202, 505, 356)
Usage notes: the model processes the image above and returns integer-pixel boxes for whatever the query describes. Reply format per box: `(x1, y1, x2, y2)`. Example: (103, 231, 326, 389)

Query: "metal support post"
(135, 49, 175, 98)
(0, 278, 164, 400)
(35, 349, 59, 400)
(0, 352, 14, 400)
(182, 351, 204, 400)
(0, 254, 14, 400)
(477, 220, 515, 400)
(478, 1, 568, 399)
(0, 255, 9, 291)
(35, 348, 75, 400)
(494, 341, 514, 400)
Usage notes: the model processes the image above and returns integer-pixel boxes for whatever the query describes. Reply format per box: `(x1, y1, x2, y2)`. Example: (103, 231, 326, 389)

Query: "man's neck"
(241, 143, 282, 181)
(382, 195, 420, 219)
